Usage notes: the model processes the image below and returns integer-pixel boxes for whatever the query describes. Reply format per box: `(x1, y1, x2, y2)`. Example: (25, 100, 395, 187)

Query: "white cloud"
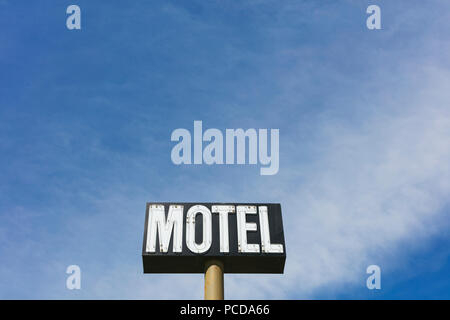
(223, 65, 450, 299)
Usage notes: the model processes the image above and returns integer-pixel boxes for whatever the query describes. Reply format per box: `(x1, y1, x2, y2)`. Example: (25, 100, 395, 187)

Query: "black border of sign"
(142, 202, 286, 274)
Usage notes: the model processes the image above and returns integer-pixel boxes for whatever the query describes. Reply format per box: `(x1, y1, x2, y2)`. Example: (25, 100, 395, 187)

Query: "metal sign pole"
(204, 260, 224, 300)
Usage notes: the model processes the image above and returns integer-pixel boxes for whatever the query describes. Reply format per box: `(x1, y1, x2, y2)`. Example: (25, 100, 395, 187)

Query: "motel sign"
(142, 203, 286, 274)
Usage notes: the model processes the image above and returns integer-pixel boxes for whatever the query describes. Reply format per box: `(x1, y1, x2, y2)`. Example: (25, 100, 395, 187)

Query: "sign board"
(142, 203, 286, 273)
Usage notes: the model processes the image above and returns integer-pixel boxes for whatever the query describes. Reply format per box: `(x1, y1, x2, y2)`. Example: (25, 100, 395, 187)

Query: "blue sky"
(0, 0, 450, 299)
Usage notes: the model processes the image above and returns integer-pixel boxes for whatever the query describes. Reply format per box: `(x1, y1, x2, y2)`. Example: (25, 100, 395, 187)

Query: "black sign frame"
(142, 202, 286, 274)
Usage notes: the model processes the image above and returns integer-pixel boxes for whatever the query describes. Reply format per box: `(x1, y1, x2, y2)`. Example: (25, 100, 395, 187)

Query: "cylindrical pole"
(204, 260, 224, 300)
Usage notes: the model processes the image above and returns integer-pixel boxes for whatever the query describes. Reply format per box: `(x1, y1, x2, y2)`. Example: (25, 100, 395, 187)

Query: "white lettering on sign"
(259, 206, 284, 253)
(145, 204, 284, 254)
(212, 205, 235, 253)
(237, 205, 260, 253)
(146, 204, 183, 253)
(186, 205, 212, 254)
